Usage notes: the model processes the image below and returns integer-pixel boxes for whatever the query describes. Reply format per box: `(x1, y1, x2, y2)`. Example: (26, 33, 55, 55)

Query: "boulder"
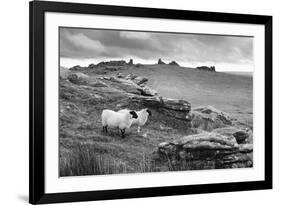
(67, 73, 89, 85)
(190, 106, 233, 131)
(156, 132, 253, 169)
(169, 61, 179, 66)
(139, 86, 158, 96)
(233, 130, 249, 144)
(158, 58, 166, 65)
(213, 127, 250, 144)
(133, 76, 148, 86)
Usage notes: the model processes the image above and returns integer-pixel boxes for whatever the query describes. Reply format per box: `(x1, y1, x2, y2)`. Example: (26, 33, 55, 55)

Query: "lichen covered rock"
(190, 106, 233, 131)
(68, 72, 89, 85)
(156, 132, 253, 169)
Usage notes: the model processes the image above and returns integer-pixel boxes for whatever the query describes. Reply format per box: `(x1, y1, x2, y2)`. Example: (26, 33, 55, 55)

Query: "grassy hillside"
(59, 64, 253, 176)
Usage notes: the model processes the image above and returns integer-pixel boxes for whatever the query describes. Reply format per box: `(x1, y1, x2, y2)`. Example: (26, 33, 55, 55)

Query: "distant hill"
(223, 71, 253, 77)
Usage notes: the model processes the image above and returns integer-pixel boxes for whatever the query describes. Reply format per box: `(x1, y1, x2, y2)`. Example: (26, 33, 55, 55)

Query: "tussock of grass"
(60, 144, 128, 176)
(60, 143, 158, 176)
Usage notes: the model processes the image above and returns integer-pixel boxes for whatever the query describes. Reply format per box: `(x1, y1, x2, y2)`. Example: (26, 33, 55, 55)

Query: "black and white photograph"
(59, 27, 254, 177)
(0, 0, 277, 204)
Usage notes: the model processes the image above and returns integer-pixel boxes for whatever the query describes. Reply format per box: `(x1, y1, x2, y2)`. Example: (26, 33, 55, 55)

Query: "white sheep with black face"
(118, 108, 152, 135)
(101, 109, 138, 138)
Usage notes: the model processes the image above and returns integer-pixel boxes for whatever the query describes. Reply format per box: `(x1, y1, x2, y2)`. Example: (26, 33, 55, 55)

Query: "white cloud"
(65, 32, 105, 53)
(120, 31, 151, 40)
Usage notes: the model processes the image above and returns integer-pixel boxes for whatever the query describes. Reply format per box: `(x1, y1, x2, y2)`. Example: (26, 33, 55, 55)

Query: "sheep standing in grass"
(118, 108, 152, 135)
(101, 109, 138, 138)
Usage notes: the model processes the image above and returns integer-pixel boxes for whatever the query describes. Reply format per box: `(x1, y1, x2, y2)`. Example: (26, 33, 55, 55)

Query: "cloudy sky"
(60, 27, 253, 72)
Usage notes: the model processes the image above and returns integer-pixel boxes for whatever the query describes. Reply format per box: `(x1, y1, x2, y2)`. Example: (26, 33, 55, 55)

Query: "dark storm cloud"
(60, 27, 253, 66)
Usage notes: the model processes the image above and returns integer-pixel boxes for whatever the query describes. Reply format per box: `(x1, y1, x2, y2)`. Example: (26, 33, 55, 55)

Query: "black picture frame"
(29, 0, 272, 204)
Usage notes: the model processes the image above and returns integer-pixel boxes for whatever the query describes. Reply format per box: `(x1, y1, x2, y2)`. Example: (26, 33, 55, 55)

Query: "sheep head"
(146, 108, 152, 116)
(129, 110, 138, 119)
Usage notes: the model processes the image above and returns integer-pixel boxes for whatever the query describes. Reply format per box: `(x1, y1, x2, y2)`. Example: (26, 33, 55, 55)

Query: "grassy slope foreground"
(59, 64, 253, 176)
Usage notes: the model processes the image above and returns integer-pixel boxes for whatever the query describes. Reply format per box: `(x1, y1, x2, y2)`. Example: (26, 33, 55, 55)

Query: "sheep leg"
(103, 125, 108, 133)
(120, 129, 126, 138)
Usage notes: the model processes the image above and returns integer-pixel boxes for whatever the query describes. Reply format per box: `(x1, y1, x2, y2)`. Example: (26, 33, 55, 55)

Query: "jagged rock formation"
(128, 59, 133, 65)
(158, 58, 166, 65)
(97, 60, 127, 66)
(169, 61, 179, 66)
(196, 66, 216, 72)
(155, 132, 253, 169)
